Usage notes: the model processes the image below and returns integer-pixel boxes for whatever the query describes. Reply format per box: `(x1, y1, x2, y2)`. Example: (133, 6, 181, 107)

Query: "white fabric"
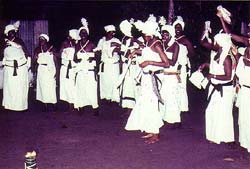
(217, 5, 232, 24)
(69, 29, 79, 40)
(119, 20, 132, 37)
(160, 52, 181, 123)
(4, 25, 16, 35)
(96, 37, 121, 102)
(74, 52, 98, 109)
(236, 57, 250, 152)
(142, 20, 159, 37)
(36, 51, 57, 104)
(125, 46, 164, 134)
(0, 61, 3, 89)
(59, 47, 77, 103)
(189, 70, 207, 89)
(173, 19, 185, 30)
(2, 45, 29, 111)
(104, 25, 116, 32)
(39, 34, 49, 42)
(205, 50, 235, 144)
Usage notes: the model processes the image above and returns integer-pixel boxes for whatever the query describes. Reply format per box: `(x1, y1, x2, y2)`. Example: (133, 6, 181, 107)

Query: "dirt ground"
(0, 84, 250, 169)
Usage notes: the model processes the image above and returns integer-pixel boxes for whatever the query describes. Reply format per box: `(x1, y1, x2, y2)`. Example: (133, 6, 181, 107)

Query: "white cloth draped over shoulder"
(2, 42, 29, 111)
(36, 51, 57, 104)
(205, 50, 235, 144)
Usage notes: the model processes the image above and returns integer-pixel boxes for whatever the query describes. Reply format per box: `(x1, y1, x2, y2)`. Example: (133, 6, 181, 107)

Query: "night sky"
(1, 0, 250, 50)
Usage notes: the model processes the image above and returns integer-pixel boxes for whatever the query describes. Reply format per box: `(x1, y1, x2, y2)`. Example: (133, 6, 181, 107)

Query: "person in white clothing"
(59, 29, 78, 112)
(160, 25, 181, 128)
(73, 18, 99, 116)
(94, 24, 121, 104)
(173, 16, 195, 113)
(34, 34, 57, 112)
(125, 20, 170, 144)
(200, 32, 236, 145)
(235, 48, 250, 153)
(2, 21, 30, 111)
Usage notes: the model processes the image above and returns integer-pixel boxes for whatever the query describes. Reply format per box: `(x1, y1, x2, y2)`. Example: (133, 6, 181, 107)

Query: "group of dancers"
(1, 5, 250, 152)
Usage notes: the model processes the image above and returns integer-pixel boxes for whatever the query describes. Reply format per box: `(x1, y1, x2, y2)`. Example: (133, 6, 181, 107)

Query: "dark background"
(0, 0, 250, 51)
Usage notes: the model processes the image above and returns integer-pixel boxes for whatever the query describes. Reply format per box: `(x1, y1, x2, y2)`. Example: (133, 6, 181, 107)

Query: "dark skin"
(174, 24, 195, 59)
(34, 37, 57, 74)
(5, 30, 29, 58)
(59, 36, 77, 54)
(199, 43, 233, 81)
(217, 11, 250, 47)
(74, 29, 96, 63)
(161, 30, 179, 66)
(128, 35, 170, 144)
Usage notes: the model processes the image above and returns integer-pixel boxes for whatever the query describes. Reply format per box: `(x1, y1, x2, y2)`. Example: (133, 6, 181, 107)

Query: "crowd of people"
(0, 6, 250, 152)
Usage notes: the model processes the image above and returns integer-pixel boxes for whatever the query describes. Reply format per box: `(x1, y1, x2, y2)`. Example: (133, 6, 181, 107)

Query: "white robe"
(205, 50, 235, 144)
(125, 46, 164, 134)
(96, 37, 120, 102)
(36, 51, 57, 104)
(2, 45, 29, 111)
(160, 51, 181, 123)
(59, 47, 76, 104)
(74, 52, 98, 109)
(236, 57, 250, 152)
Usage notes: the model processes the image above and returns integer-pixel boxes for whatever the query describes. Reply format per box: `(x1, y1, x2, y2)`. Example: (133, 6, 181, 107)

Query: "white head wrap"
(161, 25, 175, 45)
(119, 20, 132, 37)
(158, 16, 167, 26)
(4, 21, 20, 35)
(142, 20, 160, 38)
(133, 20, 144, 32)
(173, 16, 185, 30)
(147, 14, 157, 22)
(104, 25, 116, 32)
(69, 29, 79, 40)
(39, 34, 49, 42)
(79, 18, 89, 35)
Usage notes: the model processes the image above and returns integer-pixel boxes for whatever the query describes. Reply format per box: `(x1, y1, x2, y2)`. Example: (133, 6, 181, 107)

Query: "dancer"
(125, 20, 169, 144)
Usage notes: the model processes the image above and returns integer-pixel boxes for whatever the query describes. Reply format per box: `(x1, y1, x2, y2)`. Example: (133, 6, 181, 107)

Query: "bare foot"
(145, 134, 159, 144)
(141, 133, 154, 139)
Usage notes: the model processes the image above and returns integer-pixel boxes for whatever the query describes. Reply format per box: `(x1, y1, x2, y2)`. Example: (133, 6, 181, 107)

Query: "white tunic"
(74, 52, 98, 109)
(160, 51, 181, 123)
(205, 50, 235, 144)
(59, 47, 76, 103)
(125, 45, 164, 134)
(236, 57, 250, 152)
(36, 51, 57, 104)
(2, 44, 29, 111)
(177, 43, 189, 112)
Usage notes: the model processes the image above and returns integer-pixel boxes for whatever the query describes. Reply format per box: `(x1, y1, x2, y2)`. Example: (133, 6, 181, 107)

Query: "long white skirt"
(205, 84, 234, 144)
(74, 70, 98, 109)
(36, 65, 57, 104)
(125, 73, 164, 134)
(99, 62, 120, 102)
(238, 86, 250, 152)
(59, 65, 76, 104)
(2, 65, 29, 111)
(160, 75, 181, 123)
(178, 67, 189, 112)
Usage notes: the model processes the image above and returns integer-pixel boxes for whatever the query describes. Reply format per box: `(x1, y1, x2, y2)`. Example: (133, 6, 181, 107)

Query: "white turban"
(161, 25, 175, 37)
(119, 20, 132, 37)
(214, 33, 232, 48)
(79, 17, 89, 34)
(4, 21, 20, 35)
(39, 34, 49, 42)
(142, 20, 159, 37)
(173, 17, 185, 30)
(133, 20, 144, 32)
(161, 25, 175, 46)
(104, 25, 116, 32)
(69, 29, 79, 40)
